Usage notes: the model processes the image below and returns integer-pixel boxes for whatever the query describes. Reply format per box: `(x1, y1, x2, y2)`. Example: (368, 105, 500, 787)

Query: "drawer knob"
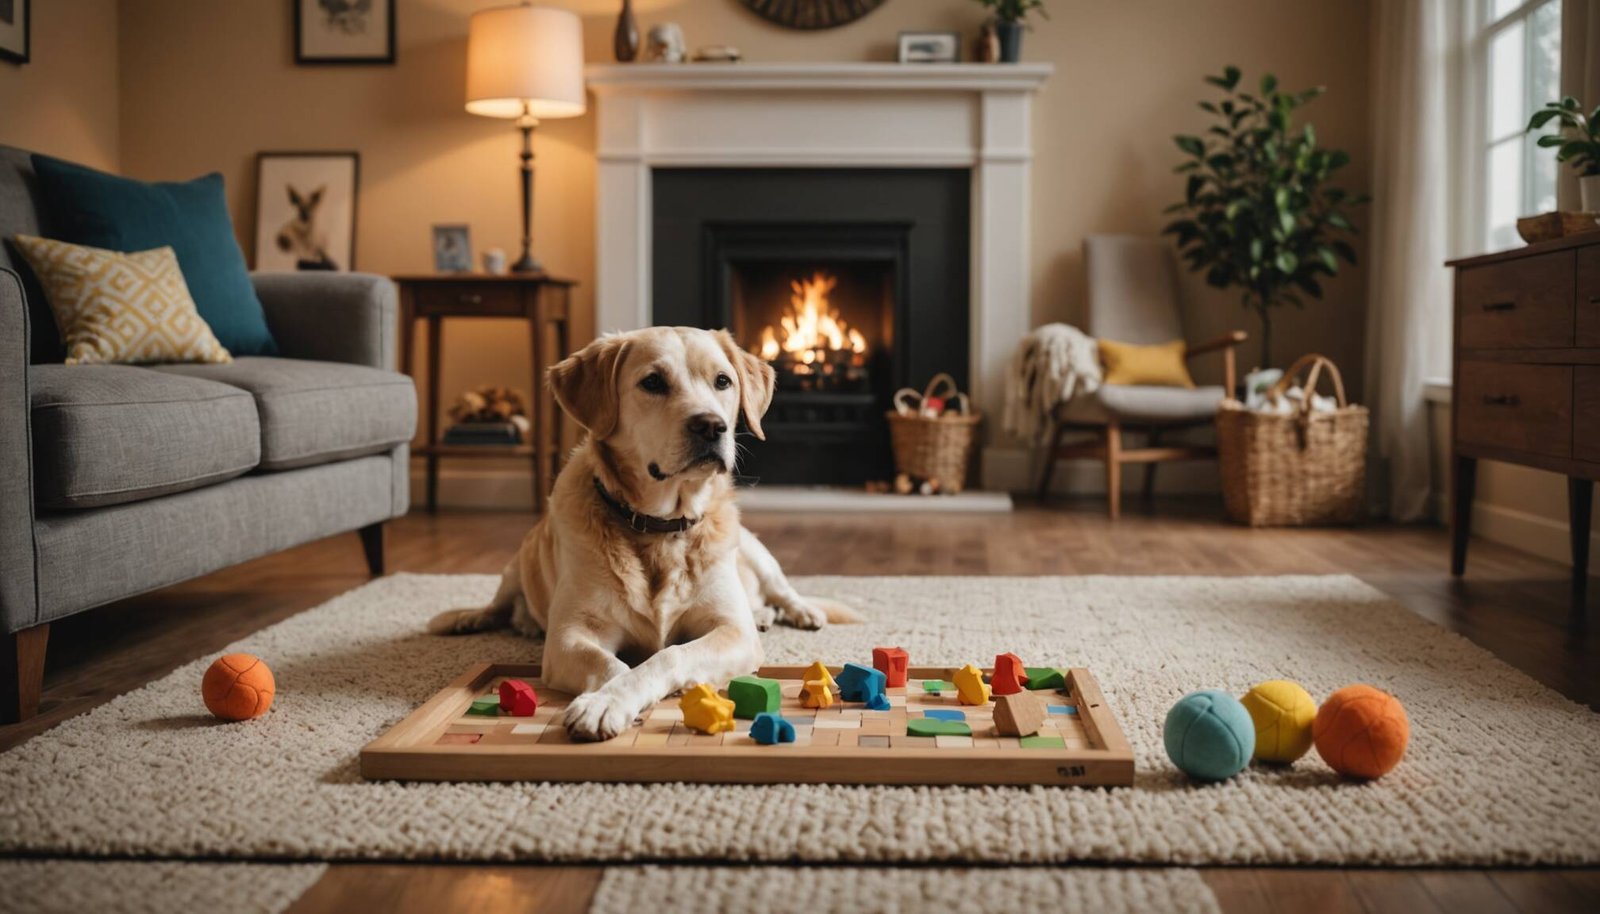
(1482, 394, 1520, 407)
(460, 294, 482, 305)
(1481, 300, 1516, 312)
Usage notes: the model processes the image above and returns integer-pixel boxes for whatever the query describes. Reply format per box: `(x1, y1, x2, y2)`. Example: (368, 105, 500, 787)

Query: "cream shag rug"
(2, 574, 1598, 866)
(0, 860, 327, 914)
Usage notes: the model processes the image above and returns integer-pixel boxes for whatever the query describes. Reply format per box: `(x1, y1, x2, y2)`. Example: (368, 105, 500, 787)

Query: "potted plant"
(1525, 97, 1600, 213)
(973, 0, 1046, 63)
(1162, 67, 1368, 369)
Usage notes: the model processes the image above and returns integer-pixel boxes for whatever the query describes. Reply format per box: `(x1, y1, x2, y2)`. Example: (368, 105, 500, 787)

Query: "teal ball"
(1164, 689, 1256, 781)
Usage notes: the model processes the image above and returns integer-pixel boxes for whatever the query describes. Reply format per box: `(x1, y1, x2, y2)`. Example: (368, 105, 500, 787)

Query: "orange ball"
(202, 653, 275, 721)
(1313, 684, 1409, 779)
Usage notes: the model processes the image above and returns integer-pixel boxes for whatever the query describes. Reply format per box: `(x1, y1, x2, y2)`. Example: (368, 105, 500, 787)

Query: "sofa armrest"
(0, 268, 39, 633)
(251, 272, 397, 370)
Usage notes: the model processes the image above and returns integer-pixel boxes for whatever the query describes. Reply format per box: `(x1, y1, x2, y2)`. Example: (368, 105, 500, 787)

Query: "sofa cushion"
(31, 364, 261, 509)
(1057, 384, 1227, 424)
(152, 357, 416, 471)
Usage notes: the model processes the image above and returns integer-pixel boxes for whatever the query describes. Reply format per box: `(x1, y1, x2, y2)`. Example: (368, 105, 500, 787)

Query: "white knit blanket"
(1003, 323, 1101, 442)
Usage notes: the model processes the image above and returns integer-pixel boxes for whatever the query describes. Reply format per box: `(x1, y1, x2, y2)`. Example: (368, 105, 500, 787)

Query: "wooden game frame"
(361, 664, 1135, 787)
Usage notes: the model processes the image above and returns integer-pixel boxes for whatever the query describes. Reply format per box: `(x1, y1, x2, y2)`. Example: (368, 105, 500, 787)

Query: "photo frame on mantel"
(295, 0, 395, 65)
(0, 0, 30, 65)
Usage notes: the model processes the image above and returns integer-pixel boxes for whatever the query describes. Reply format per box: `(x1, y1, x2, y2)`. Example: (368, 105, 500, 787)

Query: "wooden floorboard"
(4, 498, 1597, 913)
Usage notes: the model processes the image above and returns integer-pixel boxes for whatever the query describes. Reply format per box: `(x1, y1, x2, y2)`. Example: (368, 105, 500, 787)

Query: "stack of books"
(442, 421, 522, 446)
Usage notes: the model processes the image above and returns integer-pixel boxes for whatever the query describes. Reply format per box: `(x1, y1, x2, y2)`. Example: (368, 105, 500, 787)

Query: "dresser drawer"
(1457, 362, 1571, 458)
(1578, 245, 1600, 347)
(1576, 367, 1600, 463)
(411, 282, 526, 317)
(1457, 251, 1575, 349)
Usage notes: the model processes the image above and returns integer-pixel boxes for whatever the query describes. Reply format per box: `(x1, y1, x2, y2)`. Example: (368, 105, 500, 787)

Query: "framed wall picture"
(898, 31, 961, 64)
(254, 152, 360, 272)
(432, 225, 472, 273)
(295, 0, 395, 65)
(0, 0, 29, 65)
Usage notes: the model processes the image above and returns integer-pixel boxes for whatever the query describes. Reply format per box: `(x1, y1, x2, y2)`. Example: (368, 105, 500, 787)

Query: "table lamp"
(465, 3, 586, 273)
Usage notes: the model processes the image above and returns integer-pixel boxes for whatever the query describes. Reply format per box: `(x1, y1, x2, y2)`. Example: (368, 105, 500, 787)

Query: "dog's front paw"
(751, 603, 777, 631)
(776, 599, 827, 630)
(563, 691, 636, 741)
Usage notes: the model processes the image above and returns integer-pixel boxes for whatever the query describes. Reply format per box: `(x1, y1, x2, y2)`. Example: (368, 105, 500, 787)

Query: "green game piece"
(728, 675, 782, 719)
(467, 696, 500, 716)
(921, 680, 957, 694)
(1024, 667, 1067, 691)
(907, 718, 972, 737)
(1020, 734, 1066, 749)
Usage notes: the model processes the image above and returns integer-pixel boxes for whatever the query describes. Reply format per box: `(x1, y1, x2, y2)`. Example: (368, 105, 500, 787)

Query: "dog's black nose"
(687, 413, 727, 443)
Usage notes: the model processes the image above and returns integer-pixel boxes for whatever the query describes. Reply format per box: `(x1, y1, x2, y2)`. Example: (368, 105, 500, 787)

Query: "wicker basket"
(1216, 354, 1368, 526)
(887, 373, 982, 490)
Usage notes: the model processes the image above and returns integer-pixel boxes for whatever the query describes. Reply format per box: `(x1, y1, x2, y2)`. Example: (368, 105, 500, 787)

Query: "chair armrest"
(0, 269, 39, 633)
(1183, 330, 1249, 360)
(252, 272, 397, 370)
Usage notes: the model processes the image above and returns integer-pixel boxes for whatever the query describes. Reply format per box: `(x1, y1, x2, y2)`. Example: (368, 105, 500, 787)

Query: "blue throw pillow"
(30, 154, 278, 356)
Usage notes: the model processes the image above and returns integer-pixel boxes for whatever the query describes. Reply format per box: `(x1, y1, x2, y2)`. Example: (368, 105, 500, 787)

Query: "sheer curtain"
(1559, 0, 1600, 210)
(1364, 0, 1451, 522)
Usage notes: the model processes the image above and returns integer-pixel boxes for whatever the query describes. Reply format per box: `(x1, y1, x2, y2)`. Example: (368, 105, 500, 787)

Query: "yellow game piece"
(800, 678, 836, 709)
(953, 664, 990, 706)
(679, 683, 735, 734)
(803, 661, 836, 692)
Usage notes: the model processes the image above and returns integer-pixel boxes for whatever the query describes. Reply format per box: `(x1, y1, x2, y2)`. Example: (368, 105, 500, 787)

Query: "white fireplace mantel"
(589, 62, 1052, 490)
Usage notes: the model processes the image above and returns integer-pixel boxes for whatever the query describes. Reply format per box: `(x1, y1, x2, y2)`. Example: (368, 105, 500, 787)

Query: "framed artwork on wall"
(253, 151, 360, 272)
(295, 0, 395, 65)
(0, 0, 30, 65)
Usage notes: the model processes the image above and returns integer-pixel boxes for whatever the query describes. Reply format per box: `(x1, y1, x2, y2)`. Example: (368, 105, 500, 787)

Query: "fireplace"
(653, 168, 969, 484)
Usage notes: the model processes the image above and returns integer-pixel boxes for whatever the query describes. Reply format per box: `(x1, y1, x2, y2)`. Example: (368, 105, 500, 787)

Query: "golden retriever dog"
(428, 327, 857, 741)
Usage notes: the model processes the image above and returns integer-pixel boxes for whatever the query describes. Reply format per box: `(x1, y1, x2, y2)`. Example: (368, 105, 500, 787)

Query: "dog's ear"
(287, 185, 302, 207)
(548, 334, 631, 440)
(714, 330, 776, 441)
(309, 186, 325, 207)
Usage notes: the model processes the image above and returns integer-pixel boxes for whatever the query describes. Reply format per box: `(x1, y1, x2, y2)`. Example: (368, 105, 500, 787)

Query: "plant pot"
(996, 20, 1023, 63)
(1582, 174, 1600, 213)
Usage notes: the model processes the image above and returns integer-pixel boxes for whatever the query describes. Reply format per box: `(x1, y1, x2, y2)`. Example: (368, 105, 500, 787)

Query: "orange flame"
(756, 272, 868, 362)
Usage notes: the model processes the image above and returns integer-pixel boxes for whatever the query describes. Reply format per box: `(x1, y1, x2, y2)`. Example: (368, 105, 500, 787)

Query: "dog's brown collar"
(593, 476, 699, 534)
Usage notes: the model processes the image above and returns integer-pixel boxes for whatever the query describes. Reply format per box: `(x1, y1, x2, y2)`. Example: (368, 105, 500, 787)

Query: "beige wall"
(0, 0, 120, 170)
(114, 0, 1373, 446)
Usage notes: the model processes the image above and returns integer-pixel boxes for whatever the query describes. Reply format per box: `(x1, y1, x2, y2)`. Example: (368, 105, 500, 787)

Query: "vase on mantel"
(996, 20, 1023, 62)
(614, 0, 639, 63)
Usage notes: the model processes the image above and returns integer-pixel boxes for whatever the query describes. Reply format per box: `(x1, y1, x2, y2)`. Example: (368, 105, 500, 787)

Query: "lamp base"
(511, 253, 543, 273)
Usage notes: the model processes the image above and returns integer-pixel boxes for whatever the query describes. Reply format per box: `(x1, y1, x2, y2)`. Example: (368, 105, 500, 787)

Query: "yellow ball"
(1240, 679, 1317, 764)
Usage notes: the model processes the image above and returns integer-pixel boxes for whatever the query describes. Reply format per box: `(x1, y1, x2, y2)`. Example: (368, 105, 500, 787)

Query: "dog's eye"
(638, 373, 668, 395)
(714, 373, 733, 390)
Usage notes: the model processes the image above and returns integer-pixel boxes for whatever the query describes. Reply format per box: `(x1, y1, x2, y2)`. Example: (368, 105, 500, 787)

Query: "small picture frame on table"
(432, 225, 472, 273)
(253, 151, 360, 272)
(898, 31, 960, 64)
(0, 0, 30, 65)
(295, 0, 395, 65)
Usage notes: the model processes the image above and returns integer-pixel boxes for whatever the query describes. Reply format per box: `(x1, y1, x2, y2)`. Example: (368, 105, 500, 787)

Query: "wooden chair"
(1036, 235, 1247, 518)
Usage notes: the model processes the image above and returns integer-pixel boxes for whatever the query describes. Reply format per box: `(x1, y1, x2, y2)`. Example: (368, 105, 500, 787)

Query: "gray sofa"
(1, 146, 417, 723)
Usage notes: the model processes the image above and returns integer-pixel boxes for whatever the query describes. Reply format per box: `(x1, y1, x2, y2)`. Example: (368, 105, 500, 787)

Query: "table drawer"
(1578, 245, 1600, 347)
(1457, 251, 1574, 349)
(1456, 361, 1571, 458)
(1576, 367, 1600, 463)
(411, 283, 525, 317)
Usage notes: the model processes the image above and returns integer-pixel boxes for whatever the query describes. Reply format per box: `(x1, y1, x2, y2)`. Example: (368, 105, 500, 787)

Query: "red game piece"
(499, 679, 538, 716)
(991, 652, 1026, 695)
(872, 646, 909, 688)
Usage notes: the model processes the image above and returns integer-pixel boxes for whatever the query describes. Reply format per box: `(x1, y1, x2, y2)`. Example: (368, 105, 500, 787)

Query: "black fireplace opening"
(653, 168, 969, 485)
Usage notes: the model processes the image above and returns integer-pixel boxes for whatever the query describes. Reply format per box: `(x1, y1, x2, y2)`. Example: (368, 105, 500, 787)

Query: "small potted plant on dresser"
(1526, 97, 1600, 213)
(973, 0, 1046, 63)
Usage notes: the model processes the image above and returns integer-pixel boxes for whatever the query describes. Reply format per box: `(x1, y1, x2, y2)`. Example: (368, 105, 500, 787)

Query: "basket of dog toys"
(1216, 353, 1368, 526)
(885, 373, 981, 494)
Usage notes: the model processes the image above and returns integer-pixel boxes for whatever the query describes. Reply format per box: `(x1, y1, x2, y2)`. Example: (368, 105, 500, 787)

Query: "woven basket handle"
(1267, 353, 1348, 416)
(892, 387, 922, 416)
(922, 372, 960, 403)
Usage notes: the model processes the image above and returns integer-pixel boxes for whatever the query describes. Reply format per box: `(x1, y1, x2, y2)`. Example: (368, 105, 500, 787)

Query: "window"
(1469, 0, 1563, 251)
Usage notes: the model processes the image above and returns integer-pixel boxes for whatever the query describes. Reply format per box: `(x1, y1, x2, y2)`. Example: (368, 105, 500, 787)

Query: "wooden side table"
(394, 274, 575, 513)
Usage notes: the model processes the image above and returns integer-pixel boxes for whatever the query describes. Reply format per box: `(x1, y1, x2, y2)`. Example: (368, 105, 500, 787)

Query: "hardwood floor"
(5, 498, 1597, 913)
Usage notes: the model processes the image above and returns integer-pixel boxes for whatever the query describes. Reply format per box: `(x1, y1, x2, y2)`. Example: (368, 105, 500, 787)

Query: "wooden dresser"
(1447, 232, 1600, 613)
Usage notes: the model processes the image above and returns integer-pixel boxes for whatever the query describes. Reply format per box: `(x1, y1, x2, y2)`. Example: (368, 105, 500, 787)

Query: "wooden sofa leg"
(359, 523, 386, 577)
(1105, 422, 1122, 520)
(1, 624, 49, 725)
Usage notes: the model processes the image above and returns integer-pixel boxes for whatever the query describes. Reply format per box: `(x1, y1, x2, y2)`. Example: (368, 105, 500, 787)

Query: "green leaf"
(1537, 134, 1567, 147)
(1260, 73, 1278, 96)
(1332, 240, 1358, 264)
(1199, 101, 1219, 114)
(1175, 135, 1206, 157)
(1327, 211, 1353, 231)
(1326, 149, 1351, 169)
(1185, 174, 1204, 203)
(1223, 65, 1241, 89)
(1279, 210, 1297, 235)
(1315, 247, 1339, 272)
(1527, 108, 1562, 130)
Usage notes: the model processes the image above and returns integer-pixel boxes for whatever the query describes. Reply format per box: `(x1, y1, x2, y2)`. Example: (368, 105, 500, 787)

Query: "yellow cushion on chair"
(1097, 338, 1195, 388)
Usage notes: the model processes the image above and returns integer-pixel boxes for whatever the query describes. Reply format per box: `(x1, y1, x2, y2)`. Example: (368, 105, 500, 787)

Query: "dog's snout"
(686, 413, 727, 443)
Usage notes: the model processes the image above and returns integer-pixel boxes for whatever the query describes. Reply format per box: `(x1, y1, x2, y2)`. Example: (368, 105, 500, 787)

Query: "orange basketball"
(1313, 684, 1409, 779)
(202, 653, 275, 721)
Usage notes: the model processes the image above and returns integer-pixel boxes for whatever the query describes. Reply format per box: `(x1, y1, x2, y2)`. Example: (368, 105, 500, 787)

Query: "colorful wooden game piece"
(201, 653, 276, 722)
(921, 679, 956, 694)
(1313, 684, 1409, 779)
(992, 652, 1026, 695)
(800, 678, 836, 709)
(1024, 667, 1066, 691)
(679, 683, 735, 734)
(863, 691, 891, 711)
(924, 709, 965, 721)
(836, 662, 886, 704)
(907, 718, 972, 737)
(802, 661, 836, 692)
(467, 696, 500, 716)
(953, 664, 990, 706)
(993, 692, 1045, 737)
(1020, 734, 1066, 749)
(728, 675, 782, 719)
(750, 712, 796, 745)
(871, 647, 910, 688)
(1240, 679, 1317, 764)
(498, 679, 538, 717)
(1163, 690, 1255, 781)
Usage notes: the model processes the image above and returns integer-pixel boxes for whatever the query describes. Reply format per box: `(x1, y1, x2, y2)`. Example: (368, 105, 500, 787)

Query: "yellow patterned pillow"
(9, 235, 232, 365)
(1098, 338, 1195, 388)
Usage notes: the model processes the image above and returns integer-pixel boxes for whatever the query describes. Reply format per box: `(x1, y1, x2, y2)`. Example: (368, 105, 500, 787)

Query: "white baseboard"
(982, 445, 1221, 495)
(1471, 499, 1600, 569)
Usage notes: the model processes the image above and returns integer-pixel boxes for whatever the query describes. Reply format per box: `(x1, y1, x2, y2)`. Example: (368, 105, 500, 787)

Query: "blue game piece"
(924, 709, 966, 721)
(1047, 705, 1078, 715)
(750, 712, 796, 745)
(864, 692, 891, 711)
(836, 662, 887, 704)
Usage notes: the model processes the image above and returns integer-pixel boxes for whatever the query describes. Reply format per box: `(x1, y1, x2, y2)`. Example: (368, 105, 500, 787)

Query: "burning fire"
(756, 272, 868, 365)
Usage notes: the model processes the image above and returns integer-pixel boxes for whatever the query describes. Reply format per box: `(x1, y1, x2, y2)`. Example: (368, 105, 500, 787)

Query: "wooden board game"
(361, 664, 1134, 787)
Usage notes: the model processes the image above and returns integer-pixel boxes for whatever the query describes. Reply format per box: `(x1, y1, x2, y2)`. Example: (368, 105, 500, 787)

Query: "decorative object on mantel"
(975, 20, 1001, 64)
(295, 0, 395, 65)
(0, 0, 29, 65)
(692, 45, 743, 63)
(1163, 66, 1368, 369)
(465, 3, 586, 273)
(613, 0, 638, 62)
(1516, 211, 1600, 244)
(738, 0, 885, 30)
(887, 373, 981, 494)
(898, 31, 961, 64)
(431, 224, 471, 273)
(1524, 96, 1600, 212)
(482, 247, 508, 275)
(645, 23, 686, 63)
(973, 0, 1047, 63)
